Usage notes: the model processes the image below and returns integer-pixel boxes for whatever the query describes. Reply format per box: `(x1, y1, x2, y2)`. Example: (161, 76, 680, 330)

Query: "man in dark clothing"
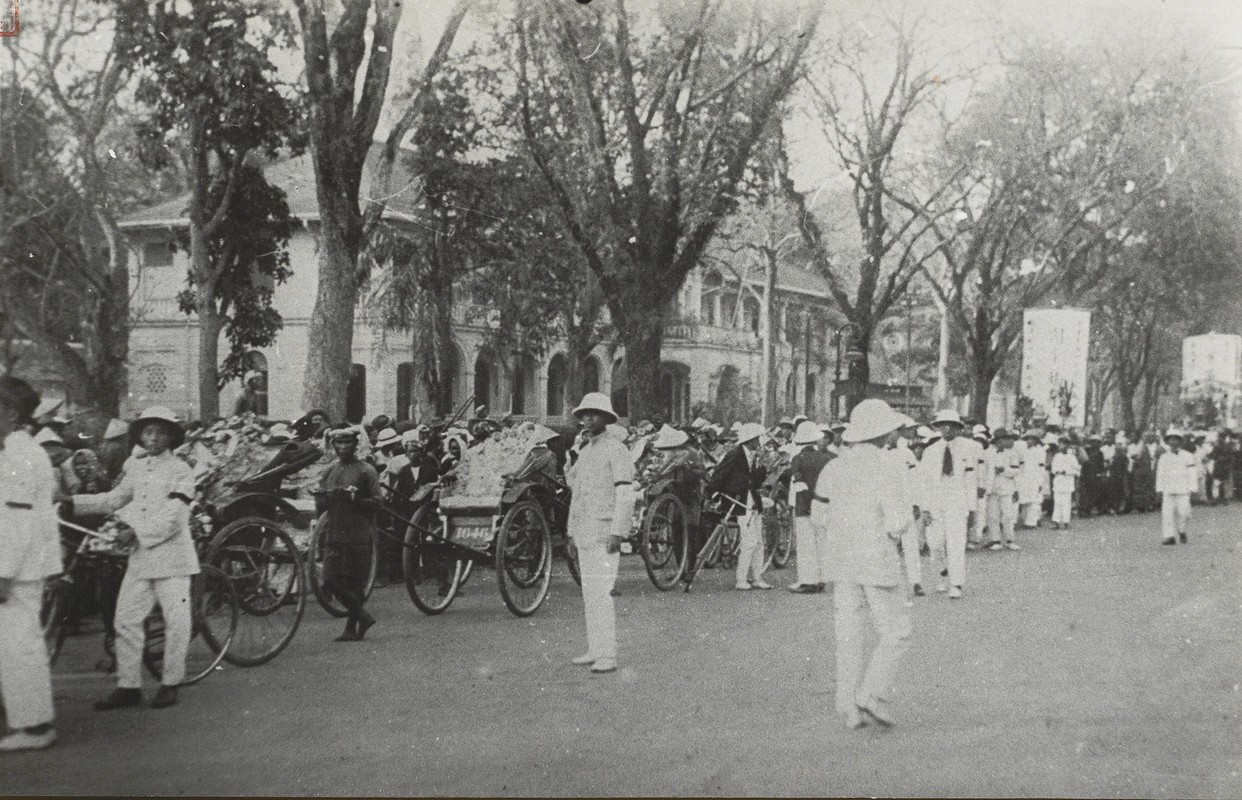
(787, 421, 834, 593)
(1079, 436, 1106, 517)
(705, 422, 769, 590)
(316, 428, 380, 642)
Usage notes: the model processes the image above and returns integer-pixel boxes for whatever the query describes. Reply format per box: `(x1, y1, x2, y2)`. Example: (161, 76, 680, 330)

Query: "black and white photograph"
(0, 0, 1240, 795)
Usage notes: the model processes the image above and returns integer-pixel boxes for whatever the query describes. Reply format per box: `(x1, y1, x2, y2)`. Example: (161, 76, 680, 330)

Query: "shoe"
(857, 700, 895, 727)
(0, 728, 56, 752)
(1006, 542, 1021, 551)
(965, 542, 979, 551)
(948, 585, 963, 599)
(590, 658, 618, 673)
(571, 653, 597, 666)
(940, 568, 949, 577)
(984, 541, 1002, 550)
(788, 583, 818, 594)
(734, 583, 753, 591)
(936, 581, 948, 593)
(912, 583, 925, 597)
(93, 688, 142, 711)
(844, 709, 867, 730)
(150, 685, 178, 709)
(1179, 533, 1188, 544)
(1161, 538, 1176, 546)
(751, 580, 773, 590)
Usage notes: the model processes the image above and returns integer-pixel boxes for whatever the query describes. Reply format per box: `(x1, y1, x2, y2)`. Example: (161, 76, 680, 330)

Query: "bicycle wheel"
(402, 503, 463, 615)
(207, 517, 306, 667)
(495, 500, 553, 617)
(764, 500, 794, 570)
(143, 565, 238, 686)
(683, 520, 727, 593)
(640, 493, 689, 590)
(307, 513, 378, 618)
(719, 522, 740, 569)
(41, 576, 67, 665)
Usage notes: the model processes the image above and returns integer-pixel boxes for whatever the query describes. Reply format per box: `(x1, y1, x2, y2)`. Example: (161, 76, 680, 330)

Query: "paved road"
(4, 505, 1241, 797)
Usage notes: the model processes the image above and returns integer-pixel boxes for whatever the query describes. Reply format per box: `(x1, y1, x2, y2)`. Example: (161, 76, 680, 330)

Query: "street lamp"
(831, 321, 864, 421)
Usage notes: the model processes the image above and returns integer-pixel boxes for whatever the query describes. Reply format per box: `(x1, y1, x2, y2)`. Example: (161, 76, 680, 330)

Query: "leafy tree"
(132, 0, 303, 419)
(512, 0, 821, 420)
(294, 0, 470, 421)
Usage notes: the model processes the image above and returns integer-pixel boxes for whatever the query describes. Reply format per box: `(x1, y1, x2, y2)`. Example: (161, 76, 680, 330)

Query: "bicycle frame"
(682, 492, 746, 593)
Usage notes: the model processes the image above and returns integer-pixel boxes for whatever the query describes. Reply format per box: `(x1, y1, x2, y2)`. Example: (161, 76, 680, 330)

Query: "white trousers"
(968, 495, 986, 545)
(925, 506, 968, 588)
(572, 529, 619, 660)
(115, 574, 192, 688)
(735, 511, 766, 586)
(987, 492, 1018, 544)
(1052, 491, 1074, 524)
(1020, 501, 1042, 527)
(1161, 493, 1191, 541)
(793, 516, 824, 585)
(899, 518, 922, 588)
(832, 583, 911, 715)
(0, 581, 55, 728)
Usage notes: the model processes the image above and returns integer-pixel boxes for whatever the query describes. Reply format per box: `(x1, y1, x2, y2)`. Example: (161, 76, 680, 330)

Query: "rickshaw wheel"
(764, 499, 794, 570)
(143, 564, 238, 686)
(307, 512, 379, 619)
(640, 493, 689, 591)
(495, 500, 553, 617)
(207, 516, 306, 667)
(402, 503, 463, 615)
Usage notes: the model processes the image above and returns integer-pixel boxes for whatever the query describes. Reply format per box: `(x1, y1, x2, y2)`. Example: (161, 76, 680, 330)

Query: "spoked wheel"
(143, 565, 238, 686)
(718, 522, 741, 569)
(640, 493, 689, 590)
(403, 503, 464, 615)
(207, 517, 306, 667)
(764, 500, 794, 570)
(308, 513, 379, 618)
(495, 500, 553, 617)
(41, 576, 68, 665)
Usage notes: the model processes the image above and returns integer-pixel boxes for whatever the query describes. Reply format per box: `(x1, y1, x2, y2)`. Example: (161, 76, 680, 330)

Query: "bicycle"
(682, 492, 749, 592)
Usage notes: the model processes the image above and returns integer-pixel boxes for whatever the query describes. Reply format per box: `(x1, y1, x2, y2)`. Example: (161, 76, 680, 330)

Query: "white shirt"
(916, 437, 980, 511)
(812, 443, 910, 587)
(0, 430, 62, 582)
(990, 447, 1021, 494)
(1050, 452, 1080, 494)
(1155, 449, 1198, 495)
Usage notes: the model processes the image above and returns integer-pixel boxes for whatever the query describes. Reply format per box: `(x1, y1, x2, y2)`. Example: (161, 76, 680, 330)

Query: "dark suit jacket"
(707, 444, 765, 513)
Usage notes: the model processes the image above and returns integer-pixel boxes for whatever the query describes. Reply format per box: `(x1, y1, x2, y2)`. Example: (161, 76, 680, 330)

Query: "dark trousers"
(324, 542, 373, 622)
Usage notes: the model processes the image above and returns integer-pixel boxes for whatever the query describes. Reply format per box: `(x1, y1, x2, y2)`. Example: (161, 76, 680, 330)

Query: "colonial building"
(119, 157, 882, 426)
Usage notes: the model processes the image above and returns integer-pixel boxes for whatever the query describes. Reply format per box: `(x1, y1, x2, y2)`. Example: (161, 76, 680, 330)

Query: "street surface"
(4, 505, 1241, 797)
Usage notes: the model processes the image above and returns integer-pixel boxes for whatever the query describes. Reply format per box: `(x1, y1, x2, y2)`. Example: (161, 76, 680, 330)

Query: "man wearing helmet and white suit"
(916, 410, 980, 599)
(812, 399, 913, 729)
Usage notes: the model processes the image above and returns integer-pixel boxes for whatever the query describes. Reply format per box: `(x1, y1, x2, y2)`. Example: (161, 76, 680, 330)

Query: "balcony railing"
(663, 320, 761, 349)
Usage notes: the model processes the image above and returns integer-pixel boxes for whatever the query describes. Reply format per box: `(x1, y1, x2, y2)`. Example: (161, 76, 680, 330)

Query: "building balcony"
(663, 320, 761, 350)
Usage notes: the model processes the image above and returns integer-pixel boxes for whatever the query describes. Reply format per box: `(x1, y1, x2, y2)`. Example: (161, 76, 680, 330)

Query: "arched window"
(785, 371, 797, 408)
(396, 362, 414, 421)
(700, 271, 723, 326)
(242, 351, 269, 416)
(512, 354, 538, 415)
(546, 354, 567, 417)
(474, 351, 495, 416)
(806, 373, 817, 417)
(715, 365, 741, 425)
(583, 356, 601, 394)
(742, 294, 761, 334)
(346, 364, 366, 424)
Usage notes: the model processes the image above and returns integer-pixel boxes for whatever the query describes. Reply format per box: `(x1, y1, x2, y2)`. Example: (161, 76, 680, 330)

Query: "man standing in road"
(916, 410, 979, 599)
(565, 393, 633, 674)
(0, 377, 61, 751)
(787, 421, 833, 593)
(706, 422, 771, 591)
(316, 428, 380, 642)
(812, 399, 912, 730)
(984, 429, 1022, 550)
(1155, 429, 1197, 545)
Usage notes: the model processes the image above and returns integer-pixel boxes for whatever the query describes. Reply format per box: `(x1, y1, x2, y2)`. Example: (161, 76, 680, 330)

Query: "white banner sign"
(1021, 308, 1091, 428)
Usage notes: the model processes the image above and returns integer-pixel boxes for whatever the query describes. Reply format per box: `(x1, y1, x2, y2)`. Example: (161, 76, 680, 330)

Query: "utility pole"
(904, 293, 913, 414)
(804, 311, 811, 417)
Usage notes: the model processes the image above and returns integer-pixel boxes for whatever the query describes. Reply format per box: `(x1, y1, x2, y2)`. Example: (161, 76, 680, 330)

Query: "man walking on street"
(706, 422, 771, 591)
(1156, 429, 1197, 545)
(316, 428, 380, 642)
(812, 399, 913, 730)
(565, 393, 633, 674)
(985, 429, 1022, 549)
(0, 377, 61, 751)
(917, 410, 979, 599)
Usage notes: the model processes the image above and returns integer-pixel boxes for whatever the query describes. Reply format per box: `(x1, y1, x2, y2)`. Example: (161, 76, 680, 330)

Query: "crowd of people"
(1, 372, 1238, 751)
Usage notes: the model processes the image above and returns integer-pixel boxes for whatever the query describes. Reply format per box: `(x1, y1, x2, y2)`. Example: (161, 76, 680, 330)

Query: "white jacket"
(1155, 449, 1198, 495)
(916, 437, 980, 512)
(74, 451, 199, 579)
(0, 430, 62, 582)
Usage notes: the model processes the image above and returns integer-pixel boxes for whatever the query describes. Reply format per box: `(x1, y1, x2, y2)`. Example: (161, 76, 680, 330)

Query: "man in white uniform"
(813, 399, 913, 729)
(984, 429, 1022, 550)
(0, 377, 61, 751)
(888, 417, 924, 596)
(916, 410, 978, 599)
(565, 393, 633, 674)
(1155, 429, 1197, 546)
(1016, 431, 1046, 528)
(966, 425, 989, 549)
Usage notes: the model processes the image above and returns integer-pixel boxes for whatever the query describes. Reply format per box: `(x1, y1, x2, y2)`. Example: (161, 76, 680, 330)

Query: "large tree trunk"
(1117, 379, 1138, 434)
(87, 212, 130, 415)
(196, 294, 224, 420)
(968, 346, 999, 422)
(843, 326, 873, 418)
(613, 301, 666, 423)
(302, 199, 362, 421)
(430, 274, 455, 417)
(762, 252, 778, 426)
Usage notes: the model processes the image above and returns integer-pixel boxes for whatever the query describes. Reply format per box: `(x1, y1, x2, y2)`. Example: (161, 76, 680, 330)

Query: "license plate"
(452, 524, 493, 548)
